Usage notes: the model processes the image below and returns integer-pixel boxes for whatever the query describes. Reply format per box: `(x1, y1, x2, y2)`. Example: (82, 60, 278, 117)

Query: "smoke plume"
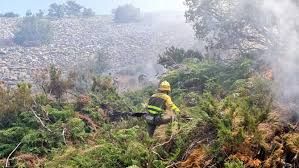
(262, 0, 299, 105)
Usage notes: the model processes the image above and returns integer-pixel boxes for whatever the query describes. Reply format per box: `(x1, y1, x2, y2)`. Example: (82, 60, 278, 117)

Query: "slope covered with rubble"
(1, 0, 299, 167)
(0, 13, 195, 86)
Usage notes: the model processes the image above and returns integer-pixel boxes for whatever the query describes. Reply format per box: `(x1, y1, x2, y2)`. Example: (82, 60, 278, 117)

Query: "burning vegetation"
(0, 0, 299, 168)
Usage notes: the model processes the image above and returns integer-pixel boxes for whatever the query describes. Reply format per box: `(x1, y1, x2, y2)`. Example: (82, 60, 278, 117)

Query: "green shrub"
(122, 142, 149, 166)
(21, 130, 63, 155)
(224, 159, 245, 168)
(67, 118, 86, 142)
(0, 127, 28, 157)
(0, 83, 32, 129)
(47, 106, 74, 122)
(14, 16, 53, 46)
(91, 76, 131, 112)
(158, 46, 203, 68)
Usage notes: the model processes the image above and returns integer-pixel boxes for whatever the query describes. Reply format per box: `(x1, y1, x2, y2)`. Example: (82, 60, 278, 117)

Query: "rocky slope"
(0, 13, 196, 86)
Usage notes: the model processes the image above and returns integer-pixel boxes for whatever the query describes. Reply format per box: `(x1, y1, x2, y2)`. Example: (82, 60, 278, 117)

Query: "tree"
(0, 12, 19, 18)
(14, 16, 53, 46)
(48, 3, 65, 18)
(47, 66, 75, 100)
(36, 9, 45, 17)
(113, 4, 141, 23)
(25, 10, 33, 17)
(185, 0, 276, 57)
(158, 46, 203, 68)
(82, 8, 95, 17)
(65, 1, 83, 16)
(48, 1, 95, 18)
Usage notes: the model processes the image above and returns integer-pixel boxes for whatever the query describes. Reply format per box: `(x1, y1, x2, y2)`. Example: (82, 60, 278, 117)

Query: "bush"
(46, 66, 75, 100)
(14, 16, 53, 46)
(67, 118, 87, 142)
(113, 4, 141, 23)
(0, 12, 19, 18)
(224, 160, 245, 168)
(0, 127, 28, 157)
(0, 83, 33, 129)
(158, 46, 203, 68)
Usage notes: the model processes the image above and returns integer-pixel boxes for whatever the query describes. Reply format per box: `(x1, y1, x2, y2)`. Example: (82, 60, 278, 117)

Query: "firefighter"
(146, 81, 180, 137)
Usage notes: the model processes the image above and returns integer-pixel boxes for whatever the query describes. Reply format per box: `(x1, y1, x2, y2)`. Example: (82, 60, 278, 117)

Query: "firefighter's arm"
(165, 96, 180, 114)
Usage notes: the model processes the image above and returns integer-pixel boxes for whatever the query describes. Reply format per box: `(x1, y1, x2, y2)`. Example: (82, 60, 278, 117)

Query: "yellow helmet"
(159, 81, 171, 92)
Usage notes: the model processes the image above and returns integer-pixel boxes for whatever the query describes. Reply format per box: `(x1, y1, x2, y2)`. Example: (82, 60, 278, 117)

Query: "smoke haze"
(0, 0, 185, 15)
(261, 0, 299, 105)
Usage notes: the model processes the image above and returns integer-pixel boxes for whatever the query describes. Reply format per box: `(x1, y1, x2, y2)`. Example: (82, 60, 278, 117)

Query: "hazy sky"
(0, 0, 186, 15)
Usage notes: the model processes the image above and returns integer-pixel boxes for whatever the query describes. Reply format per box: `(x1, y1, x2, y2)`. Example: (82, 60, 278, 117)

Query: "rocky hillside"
(0, 13, 196, 86)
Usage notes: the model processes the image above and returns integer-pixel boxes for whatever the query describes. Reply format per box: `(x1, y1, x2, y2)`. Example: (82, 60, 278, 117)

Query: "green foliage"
(159, 53, 272, 165)
(162, 57, 253, 96)
(184, 0, 273, 57)
(47, 106, 74, 122)
(123, 85, 155, 112)
(224, 160, 245, 168)
(0, 127, 28, 157)
(48, 1, 95, 18)
(17, 111, 40, 129)
(47, 65, 75, 100)
(21, 130, 63, 155)
(67, 118, 86, 142)
(224, 77, 273, 133)
(0, 83, 32, 129)
(0, 46, 274, 168)
(113, 4, 141, 23)
(91, 76, 131, 112)
(158, 46, 203, 68)
(14, 16, 53, 46)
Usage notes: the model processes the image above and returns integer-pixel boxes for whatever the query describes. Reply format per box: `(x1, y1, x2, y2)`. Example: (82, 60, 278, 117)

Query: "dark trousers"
(146, 115, 172, 137)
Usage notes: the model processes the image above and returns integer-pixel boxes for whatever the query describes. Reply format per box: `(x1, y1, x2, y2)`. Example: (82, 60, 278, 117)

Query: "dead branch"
(166, 162, 180, 168)
(76, 113, 98, 131)
(31, 108, 52, 132)
(151, 133, 175, 161)
(62, 128, 67, 145)
(5, 142, 22, 168)
(32, 98, 50, 121)
(182, 139, 206, 160)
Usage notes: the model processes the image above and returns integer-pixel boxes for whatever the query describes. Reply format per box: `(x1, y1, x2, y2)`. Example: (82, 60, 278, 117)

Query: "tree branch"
(5, 142, 22, 168)
(62, 128, 67, 145)
(31, 108, 52, 132)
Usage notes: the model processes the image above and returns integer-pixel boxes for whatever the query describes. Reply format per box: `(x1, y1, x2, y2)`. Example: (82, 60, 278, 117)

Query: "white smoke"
(261, 0, 299, 105)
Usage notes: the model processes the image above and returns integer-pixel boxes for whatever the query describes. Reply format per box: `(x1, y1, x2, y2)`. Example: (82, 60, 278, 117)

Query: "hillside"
(0, 13, 195, 86)
(1, 1, 299, 168)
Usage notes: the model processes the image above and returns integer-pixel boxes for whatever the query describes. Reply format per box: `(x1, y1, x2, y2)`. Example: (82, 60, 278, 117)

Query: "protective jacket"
(147, 93, 180, 115)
